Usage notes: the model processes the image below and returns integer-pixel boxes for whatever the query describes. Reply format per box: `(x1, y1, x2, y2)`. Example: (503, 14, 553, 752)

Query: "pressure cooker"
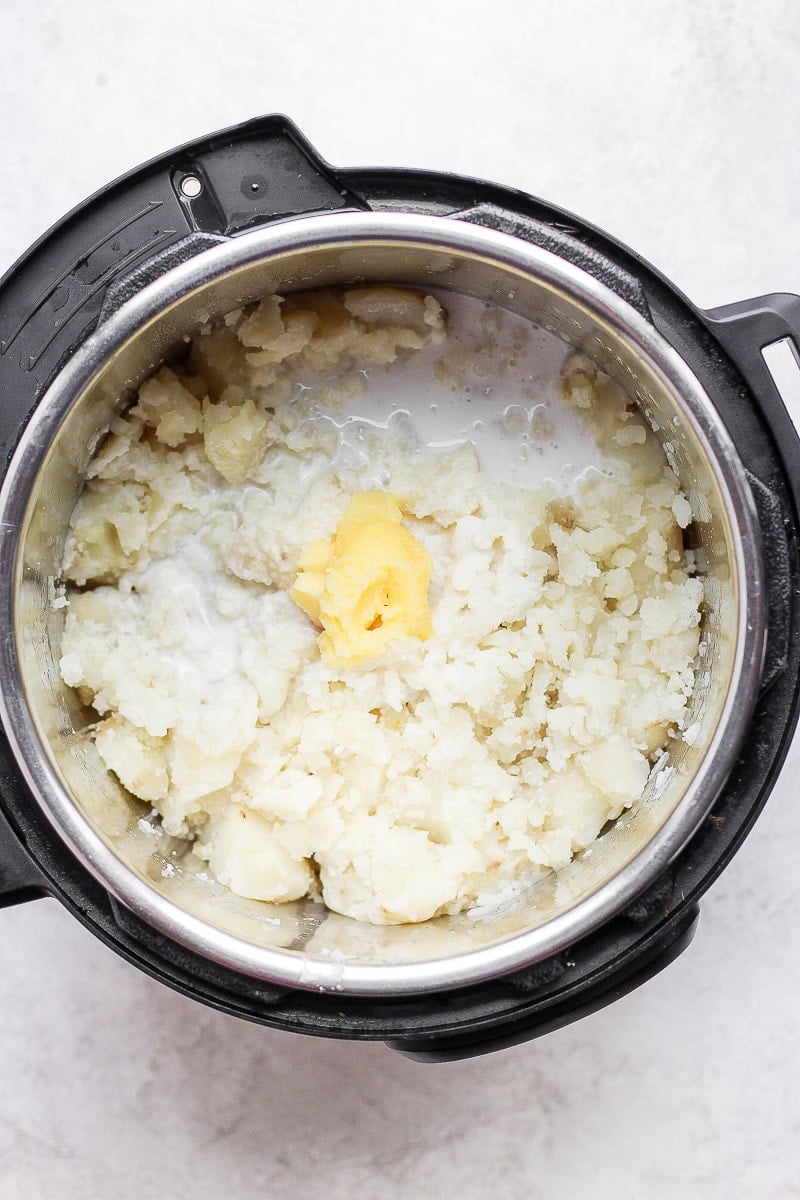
(0, 116, 797, 1061)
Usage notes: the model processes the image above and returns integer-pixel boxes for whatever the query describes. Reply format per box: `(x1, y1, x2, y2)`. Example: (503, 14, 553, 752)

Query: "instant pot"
(0, 116, 798, 1061)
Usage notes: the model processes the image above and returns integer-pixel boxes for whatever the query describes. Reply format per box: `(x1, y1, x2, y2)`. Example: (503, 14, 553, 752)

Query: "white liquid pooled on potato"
(113, 295, 610, 690)
(301, 291, 607, 493)
(121, 541, 251, 685)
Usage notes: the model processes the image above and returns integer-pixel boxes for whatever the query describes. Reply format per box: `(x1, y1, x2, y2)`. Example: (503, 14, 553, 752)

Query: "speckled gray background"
(1, 3, 799, 1197)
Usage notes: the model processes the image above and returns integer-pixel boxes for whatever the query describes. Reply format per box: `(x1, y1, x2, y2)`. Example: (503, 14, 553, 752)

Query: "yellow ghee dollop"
(290, 491, 433, 665)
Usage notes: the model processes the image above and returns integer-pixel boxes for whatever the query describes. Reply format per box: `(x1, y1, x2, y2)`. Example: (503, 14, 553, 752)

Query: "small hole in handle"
(180, 174, 203, 199)
(762, 338, 800, 438)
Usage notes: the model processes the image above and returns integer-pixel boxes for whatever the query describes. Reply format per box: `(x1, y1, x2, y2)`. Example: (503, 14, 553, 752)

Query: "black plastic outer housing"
(1, 116, 799, 1062)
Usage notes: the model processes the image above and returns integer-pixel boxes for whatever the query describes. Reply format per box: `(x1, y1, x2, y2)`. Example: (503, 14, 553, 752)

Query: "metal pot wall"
(0, 117, 798, 1060)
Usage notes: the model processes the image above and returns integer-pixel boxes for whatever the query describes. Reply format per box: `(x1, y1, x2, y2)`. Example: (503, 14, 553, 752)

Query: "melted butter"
(291, 492, 433, 666)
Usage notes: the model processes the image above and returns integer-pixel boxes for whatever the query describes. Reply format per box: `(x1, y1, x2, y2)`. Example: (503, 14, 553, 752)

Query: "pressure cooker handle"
(701, 294, 800, 698)
(703, 293, 800, 493)
(0, 798, 48, 908)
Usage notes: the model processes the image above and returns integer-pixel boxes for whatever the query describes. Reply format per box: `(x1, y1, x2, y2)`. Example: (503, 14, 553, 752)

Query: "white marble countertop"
(1, 3, 799, 1196)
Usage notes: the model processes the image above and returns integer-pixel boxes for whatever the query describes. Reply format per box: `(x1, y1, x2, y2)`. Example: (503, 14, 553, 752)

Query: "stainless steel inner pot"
(0, 212, 766, 994)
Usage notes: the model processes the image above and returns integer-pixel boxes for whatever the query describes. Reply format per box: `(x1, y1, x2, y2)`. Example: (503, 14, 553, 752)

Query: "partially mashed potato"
(58, 286, 702, 924)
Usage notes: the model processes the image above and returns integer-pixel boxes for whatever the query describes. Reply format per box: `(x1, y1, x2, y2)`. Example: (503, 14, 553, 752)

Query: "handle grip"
(0, 799, 47, 908)
(702, 294, 800, 696)
(704, 293, 800, 495)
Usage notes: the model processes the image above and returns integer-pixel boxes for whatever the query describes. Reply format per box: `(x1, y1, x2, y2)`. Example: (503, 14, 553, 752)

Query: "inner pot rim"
(0, 211, 766, 994)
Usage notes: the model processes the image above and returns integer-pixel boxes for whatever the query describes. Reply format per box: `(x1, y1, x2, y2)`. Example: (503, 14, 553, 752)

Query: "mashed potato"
(58, 286, 702, 925)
